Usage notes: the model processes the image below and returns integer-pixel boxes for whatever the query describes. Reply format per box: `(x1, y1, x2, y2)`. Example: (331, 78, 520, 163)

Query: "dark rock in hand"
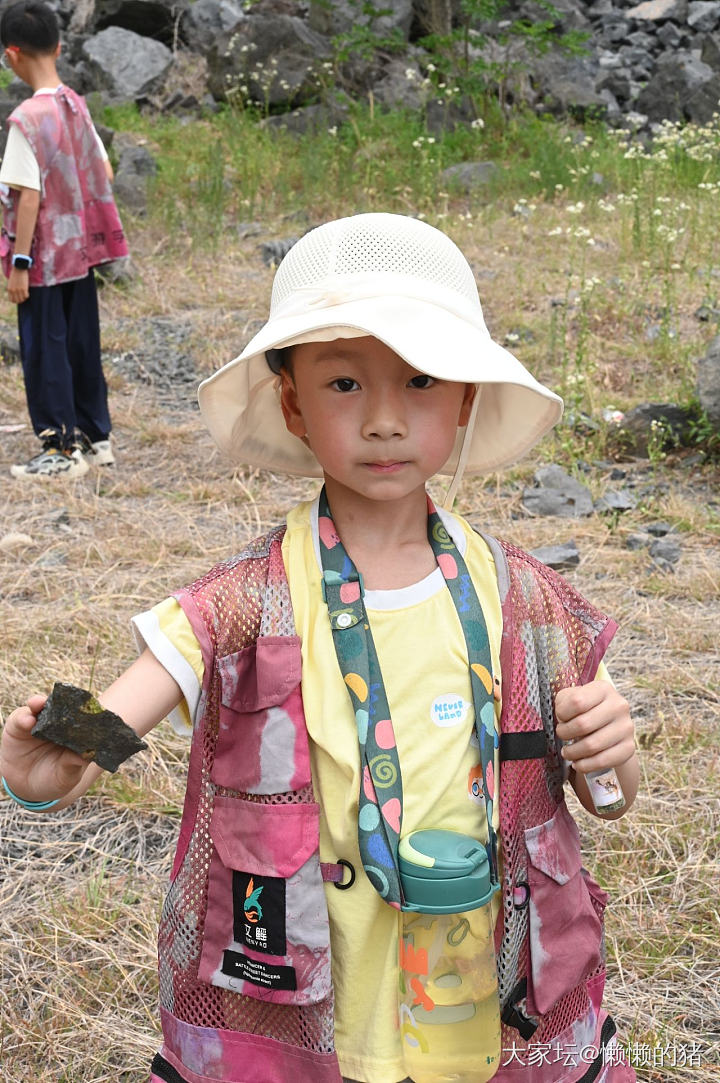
(32, 682, 148, 772)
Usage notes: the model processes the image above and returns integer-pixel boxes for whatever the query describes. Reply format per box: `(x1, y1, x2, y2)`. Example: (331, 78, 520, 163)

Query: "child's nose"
(362, 390, 407, 439)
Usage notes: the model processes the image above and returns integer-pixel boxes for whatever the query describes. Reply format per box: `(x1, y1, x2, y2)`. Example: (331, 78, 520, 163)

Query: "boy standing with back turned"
(1, 213, 639, 1082)
(0, 0, 128, 479)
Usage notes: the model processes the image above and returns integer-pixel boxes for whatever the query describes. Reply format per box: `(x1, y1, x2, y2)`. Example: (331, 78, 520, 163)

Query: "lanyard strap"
(318, 488, 499, 908)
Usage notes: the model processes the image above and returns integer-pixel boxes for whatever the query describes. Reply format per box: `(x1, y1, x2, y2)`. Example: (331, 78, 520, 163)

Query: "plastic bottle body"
(399, 905, 501, 1083)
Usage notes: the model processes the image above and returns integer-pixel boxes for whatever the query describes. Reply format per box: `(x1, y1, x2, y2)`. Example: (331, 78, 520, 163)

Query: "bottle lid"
(398, 829, 496, 914)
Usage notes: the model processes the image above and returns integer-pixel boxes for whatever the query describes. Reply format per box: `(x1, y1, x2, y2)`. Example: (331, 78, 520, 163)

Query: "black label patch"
(232, 870, 287, 955)
(221, 949, 297, 991)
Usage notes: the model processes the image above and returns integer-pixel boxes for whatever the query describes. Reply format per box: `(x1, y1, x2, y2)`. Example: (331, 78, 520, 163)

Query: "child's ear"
(458, 383, 477, 427)
(279, 368, 306, 439)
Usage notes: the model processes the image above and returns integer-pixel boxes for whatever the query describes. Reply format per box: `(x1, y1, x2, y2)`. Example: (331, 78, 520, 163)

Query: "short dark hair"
(0, 1, 59, 54)
(266, 346, 293, 374)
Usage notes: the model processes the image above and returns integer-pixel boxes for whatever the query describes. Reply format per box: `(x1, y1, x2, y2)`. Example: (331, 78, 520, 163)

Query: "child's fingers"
(555, 681, 610, 723)
(556, 683, 630, 735)
(2, 699, 46, 738)
(555, 681, 634, 772)
(560, 721, 636, 774)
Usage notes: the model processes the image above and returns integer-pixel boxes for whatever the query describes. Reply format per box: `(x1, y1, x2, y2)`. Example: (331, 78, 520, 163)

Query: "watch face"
(13, 257, 30, 270)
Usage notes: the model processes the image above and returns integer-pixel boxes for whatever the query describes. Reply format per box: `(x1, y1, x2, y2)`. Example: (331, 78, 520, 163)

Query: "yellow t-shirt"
(283, 499, 502, 1083)
(132, 498, 608, 1083)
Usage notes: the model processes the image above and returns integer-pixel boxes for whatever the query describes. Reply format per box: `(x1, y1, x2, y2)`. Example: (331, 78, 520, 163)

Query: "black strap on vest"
(150, 1053, 190, 1083)
(501, 978, 539, 1040)
(500, 730, 547, 761)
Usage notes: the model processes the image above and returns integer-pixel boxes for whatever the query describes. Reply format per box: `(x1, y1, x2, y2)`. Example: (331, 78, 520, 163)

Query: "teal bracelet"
(1, 775, 60, 810)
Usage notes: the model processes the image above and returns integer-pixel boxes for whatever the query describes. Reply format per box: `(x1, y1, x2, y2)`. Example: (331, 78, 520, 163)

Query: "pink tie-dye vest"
(1, 85, 128, 286)
(148, 527, 635, 1083)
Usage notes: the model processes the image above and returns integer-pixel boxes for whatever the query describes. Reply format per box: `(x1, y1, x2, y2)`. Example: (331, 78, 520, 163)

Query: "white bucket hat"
(198, 212, 563, 479)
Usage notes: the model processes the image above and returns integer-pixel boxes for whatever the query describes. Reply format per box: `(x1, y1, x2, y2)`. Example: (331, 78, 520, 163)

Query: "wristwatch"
(12, 254, 33, 270)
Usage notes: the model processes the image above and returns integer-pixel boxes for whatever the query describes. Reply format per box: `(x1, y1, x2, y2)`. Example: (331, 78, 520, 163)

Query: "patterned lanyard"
(318, 487, 499, 909)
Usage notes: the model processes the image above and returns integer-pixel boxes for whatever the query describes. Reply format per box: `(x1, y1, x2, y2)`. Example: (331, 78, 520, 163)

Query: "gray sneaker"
(11, 441, 88, 480)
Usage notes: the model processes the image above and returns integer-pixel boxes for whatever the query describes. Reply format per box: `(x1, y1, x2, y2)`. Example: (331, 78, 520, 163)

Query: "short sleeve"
(92, 124, 108, 161)
(132, 597, 204, 736)
(0, 124, 41, 190)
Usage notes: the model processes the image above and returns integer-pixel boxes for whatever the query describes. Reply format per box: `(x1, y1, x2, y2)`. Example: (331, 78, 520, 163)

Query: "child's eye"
(331, 378, 359, 392)
(408, 374, 435, 389)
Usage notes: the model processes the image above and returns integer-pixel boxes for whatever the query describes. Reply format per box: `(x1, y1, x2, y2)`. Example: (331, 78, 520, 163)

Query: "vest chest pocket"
(524, 803, 607, 1015)
(212, 637, 311, 794)
(198, 797, 332, 1005)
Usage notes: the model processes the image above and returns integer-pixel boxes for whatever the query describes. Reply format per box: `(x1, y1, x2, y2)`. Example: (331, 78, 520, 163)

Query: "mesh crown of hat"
(270, 214, 480, 312)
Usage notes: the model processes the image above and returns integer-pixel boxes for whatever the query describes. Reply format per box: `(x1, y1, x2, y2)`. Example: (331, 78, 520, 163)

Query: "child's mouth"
(364, 461, 408, 473)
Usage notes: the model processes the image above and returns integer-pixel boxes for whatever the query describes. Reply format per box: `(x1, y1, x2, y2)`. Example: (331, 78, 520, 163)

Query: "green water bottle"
(398, 830, 501, 1083)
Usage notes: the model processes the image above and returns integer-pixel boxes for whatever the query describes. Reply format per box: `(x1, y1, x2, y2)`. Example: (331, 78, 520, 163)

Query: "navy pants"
(17, 269, 111, 446)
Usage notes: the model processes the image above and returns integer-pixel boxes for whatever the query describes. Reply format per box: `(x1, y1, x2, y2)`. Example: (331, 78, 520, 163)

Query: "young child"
(0, 0, 128, 479)
(0, 213, 639, 1083)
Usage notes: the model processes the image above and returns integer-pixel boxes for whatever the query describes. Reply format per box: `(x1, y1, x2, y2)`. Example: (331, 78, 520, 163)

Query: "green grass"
(97, 99, 720, 467)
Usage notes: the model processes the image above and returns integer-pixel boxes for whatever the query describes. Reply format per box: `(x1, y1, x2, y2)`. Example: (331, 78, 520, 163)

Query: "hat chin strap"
(442, 385, 481, 510)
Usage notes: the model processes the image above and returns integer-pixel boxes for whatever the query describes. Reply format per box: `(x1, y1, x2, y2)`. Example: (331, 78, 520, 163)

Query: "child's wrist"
(1, 775, 60, 810)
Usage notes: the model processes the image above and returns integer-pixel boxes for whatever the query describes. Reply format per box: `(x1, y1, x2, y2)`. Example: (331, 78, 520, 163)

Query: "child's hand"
(7, 267, 30, 304)
(555, 681, 635, 775)
(0, 695, 89, 805)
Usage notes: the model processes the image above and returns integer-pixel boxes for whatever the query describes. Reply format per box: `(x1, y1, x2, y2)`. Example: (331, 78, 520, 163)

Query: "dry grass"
(0, 204, 719, 1082)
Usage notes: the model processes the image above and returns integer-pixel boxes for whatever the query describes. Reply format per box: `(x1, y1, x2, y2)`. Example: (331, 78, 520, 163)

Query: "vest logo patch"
(222, 949, 297, 991)
(233, 870, 287, 955)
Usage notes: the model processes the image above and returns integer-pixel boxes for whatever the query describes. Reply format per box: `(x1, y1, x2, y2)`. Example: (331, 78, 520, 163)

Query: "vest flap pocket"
(219, 637, 301, 712)
(525, 801, 581, 884)
(199, 796, 332, 1006)
(525, 803, 603, 1015)
(213, 635, 311, 794)
(210, 797, 319, 877)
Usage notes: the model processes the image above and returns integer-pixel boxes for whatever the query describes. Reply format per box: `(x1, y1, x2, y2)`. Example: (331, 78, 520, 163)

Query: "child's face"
(280, 336, 475, 503)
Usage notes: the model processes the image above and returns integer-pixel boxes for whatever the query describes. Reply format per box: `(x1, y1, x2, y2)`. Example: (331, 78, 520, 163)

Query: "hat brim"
(198, 294, 563, 477)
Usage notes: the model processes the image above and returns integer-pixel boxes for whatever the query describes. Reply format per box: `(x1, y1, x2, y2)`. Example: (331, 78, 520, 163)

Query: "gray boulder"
(373, 58, 428, 111)
(685, 73, 720, 123)
(700, 32, 720, 69)
(625, 0, 688, 20)
(532, 53, 608, 119)
(687, 0, 720, 29)
(522, 465, 595, 518)
(261, 100, 349, 135)
(308, 0, 413, 38)
(529, 540, 581, 569)
(112, 140, 158, 214)
(635, 52, 715, 121)
(649, 536, 682, 566)
(441, 161, 501, 191)
(66, 0, 96, 34)
(697, 334, 720, 428)
(207, 15, 331, 107)
(181, 0, 247, 52)
(656, 20, 687, 46)
(82, 26, 174, 101)
(517, 0, 592, 31)
(594, 489, 638, 513)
